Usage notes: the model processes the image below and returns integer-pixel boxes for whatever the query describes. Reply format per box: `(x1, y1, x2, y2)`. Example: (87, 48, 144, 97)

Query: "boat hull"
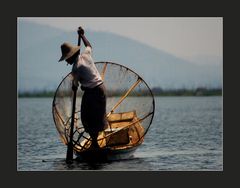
(75, 146, 138, 162)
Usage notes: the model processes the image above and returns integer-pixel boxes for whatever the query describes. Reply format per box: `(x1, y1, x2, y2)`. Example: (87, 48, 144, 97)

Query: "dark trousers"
(81, 83, 107, 145)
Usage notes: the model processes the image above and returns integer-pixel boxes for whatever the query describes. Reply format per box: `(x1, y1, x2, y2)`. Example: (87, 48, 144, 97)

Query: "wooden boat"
(74, 111, 145, 161)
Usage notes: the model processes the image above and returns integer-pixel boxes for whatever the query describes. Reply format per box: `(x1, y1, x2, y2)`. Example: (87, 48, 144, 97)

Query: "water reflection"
(49, 156, 148, 171)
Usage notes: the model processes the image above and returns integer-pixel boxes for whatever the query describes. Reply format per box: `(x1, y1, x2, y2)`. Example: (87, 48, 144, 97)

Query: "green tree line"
(18, 87, 222, 98)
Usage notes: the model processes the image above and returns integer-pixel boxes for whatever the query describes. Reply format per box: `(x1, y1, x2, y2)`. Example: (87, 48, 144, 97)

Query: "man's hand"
(72, 80, 79, 91)
(72, 84, 78, 91)
(78, 27, 84, 36)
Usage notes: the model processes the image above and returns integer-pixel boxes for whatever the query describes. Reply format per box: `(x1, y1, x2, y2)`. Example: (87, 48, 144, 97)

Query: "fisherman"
(58, 27, 107, 149)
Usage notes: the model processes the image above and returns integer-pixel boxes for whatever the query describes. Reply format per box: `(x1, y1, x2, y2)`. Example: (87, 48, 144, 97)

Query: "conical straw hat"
(58, 42, 80, 62)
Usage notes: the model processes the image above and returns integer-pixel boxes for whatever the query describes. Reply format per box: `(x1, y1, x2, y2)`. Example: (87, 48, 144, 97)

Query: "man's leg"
(89, 131, 100, 149)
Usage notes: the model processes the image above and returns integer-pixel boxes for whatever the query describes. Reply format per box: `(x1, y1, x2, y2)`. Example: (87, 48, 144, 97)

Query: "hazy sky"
(21, 17, 222, 63)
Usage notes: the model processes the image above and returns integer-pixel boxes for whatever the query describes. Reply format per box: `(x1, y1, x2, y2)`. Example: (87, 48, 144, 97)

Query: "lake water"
(17, 96, 223, 171)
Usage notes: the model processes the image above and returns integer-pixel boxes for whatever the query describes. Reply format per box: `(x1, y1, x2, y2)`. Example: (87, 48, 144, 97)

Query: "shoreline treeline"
(18, 87, 222, 98)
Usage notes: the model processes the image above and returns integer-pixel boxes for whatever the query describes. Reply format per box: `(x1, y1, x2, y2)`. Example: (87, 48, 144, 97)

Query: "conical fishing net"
(52, 62, 155, 152)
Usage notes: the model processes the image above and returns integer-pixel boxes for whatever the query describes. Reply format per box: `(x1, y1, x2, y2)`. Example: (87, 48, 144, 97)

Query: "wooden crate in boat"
(106, 111, 144, 146)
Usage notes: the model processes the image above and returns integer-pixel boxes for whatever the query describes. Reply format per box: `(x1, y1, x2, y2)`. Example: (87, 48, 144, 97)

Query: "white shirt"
(72, 46, 103, 88)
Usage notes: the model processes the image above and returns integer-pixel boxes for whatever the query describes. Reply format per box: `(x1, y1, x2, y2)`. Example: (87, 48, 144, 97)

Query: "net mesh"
(52, 62, 155, 152)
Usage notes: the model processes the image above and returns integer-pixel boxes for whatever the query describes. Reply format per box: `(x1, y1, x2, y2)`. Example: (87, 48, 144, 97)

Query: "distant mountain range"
(18, 21, 222, 92)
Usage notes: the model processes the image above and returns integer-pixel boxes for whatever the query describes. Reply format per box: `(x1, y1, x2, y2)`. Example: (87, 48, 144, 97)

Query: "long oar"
(66, 28, 81, 163)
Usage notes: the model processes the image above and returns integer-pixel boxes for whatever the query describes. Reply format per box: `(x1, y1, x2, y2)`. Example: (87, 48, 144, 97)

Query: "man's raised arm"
(78, 27, 92, 48)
